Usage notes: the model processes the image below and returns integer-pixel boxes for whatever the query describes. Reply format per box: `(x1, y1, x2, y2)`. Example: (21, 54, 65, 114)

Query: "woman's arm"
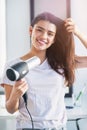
(75, 56, 87, 68)
(4, 79, 28, 114)
(64, 18, 87, 48)
(4, 84, 19, 113)
(64, 18, 87, 68)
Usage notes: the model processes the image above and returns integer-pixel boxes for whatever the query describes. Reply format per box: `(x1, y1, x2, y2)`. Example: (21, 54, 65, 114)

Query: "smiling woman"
(30, 0, 72, 97)
(0, 11, 76, 130)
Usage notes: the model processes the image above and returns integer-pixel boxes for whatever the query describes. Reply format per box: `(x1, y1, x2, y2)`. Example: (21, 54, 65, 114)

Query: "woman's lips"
(37, 39, 47, 45)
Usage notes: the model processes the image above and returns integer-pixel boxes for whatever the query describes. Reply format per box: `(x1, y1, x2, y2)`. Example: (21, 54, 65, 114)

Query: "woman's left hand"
(64, 18, 79, 35)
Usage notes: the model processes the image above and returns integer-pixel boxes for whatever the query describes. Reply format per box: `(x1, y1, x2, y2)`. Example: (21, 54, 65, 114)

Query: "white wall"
(71, 0, 87, 95)
(6, 0, 30, 61)
(0, 0, 30, 93)
(0, 0, 6, 78)
(71, 0, 87, 56)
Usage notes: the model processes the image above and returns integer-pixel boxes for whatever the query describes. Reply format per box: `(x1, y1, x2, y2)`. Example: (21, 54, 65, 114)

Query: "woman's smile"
(37, 39, 48, 45)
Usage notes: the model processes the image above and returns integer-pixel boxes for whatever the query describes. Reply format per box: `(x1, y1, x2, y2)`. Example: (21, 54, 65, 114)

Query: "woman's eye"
(36, 29, 42, 32)
(48, 33, 54, 36)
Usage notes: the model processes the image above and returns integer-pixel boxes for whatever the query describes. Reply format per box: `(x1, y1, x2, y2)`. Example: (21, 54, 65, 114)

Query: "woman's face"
(29, 20, 56, 51)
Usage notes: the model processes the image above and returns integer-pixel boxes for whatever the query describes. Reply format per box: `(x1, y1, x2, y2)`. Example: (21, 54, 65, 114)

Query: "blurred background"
(0, 0, 87, 130)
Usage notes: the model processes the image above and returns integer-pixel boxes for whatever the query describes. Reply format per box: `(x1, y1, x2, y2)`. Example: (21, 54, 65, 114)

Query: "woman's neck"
(21, 48, 46, 64)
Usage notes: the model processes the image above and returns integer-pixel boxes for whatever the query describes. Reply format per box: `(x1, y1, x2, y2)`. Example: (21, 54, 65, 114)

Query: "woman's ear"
(29, 26, 33, 36)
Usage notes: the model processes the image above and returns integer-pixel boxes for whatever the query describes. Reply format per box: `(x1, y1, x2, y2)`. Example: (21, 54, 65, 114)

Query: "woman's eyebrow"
(36, 26, 56, 34)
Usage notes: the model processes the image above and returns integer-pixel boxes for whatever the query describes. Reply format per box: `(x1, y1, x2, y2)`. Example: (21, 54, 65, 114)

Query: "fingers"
(13, 78, 28, 97)
(64, 18, 73, 22)
(65, 25, 75, 33)
(64, 18, 75, 33)
(16, 78, 27, 86)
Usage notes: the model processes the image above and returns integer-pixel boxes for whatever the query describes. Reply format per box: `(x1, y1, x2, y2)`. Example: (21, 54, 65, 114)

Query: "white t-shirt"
(0, 58, 67, 129)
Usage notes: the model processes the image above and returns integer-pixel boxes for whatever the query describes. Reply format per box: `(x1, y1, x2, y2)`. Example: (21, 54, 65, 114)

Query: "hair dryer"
(6, 56, 41, 104)
(6, 56, 40, 81)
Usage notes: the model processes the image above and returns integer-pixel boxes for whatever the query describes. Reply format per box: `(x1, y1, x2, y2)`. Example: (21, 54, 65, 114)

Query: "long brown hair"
(31, 12, 76, 87)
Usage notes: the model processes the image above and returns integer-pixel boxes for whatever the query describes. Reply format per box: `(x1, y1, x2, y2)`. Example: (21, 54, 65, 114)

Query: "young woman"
(0, 12, 87, 130)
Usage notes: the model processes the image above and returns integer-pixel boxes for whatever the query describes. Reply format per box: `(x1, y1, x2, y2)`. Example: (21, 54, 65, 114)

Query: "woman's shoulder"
(6, 57, 21, 67)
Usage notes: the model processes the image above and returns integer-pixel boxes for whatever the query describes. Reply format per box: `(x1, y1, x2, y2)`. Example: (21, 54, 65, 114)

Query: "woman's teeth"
(38, 40, 47, 44)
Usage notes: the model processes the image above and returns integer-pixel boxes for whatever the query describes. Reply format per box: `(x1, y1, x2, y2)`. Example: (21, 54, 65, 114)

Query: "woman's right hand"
(10, 78, 28, 100)
(4, 78, 28, 113)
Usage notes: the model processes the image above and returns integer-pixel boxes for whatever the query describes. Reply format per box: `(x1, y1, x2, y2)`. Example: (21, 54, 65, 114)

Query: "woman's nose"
(42, 32, 48, 39)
